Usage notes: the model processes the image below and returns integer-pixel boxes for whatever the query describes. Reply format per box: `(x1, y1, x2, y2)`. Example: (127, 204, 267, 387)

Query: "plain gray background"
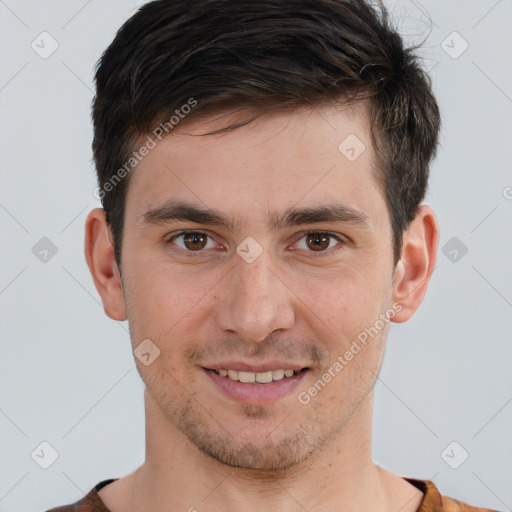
(0, 1, 511, 511)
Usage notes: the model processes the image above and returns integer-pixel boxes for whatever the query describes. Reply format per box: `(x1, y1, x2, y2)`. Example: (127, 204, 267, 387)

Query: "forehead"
(124, 103, 386, 230)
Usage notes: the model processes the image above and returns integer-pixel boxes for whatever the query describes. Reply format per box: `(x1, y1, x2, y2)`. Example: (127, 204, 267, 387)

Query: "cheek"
(123, 258, 220, 344)
(296, 268, 389, 340)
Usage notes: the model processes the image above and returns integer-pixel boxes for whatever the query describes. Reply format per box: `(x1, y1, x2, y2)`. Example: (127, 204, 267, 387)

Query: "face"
(118, 103, 399, 470)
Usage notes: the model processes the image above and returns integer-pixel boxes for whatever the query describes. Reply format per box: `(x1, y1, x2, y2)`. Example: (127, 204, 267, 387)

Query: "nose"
(215, 251, 295, 343)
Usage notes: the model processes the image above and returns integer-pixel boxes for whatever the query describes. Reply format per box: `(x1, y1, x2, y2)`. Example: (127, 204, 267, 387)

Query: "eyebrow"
(140, 199, 371, 231)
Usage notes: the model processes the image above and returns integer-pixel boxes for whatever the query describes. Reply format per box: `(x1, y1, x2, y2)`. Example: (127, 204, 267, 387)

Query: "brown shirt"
(45, 477, 502, 512)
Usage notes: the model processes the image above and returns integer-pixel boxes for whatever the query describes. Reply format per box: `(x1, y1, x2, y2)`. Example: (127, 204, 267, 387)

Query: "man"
(47, 0, 499, 511)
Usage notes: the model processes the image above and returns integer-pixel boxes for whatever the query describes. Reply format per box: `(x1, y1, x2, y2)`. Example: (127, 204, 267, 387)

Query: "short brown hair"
(92, 0, 441, 268)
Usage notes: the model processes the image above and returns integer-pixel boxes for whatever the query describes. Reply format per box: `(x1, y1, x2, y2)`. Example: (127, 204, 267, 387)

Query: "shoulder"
(44, 479, 117, 512)
(439, 494, 502, 512)
(404, 478, 502, 512)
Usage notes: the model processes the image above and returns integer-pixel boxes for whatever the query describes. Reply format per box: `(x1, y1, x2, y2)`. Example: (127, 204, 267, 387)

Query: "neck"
(116, 389, 418, 512)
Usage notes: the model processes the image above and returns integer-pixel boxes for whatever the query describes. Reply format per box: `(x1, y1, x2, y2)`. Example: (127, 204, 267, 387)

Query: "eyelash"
(165, 231, 347, 258)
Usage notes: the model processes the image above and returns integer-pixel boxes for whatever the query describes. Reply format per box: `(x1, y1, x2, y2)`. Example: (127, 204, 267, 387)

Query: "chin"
(176, 412, 326, 471)
(199, 435, 318, 471)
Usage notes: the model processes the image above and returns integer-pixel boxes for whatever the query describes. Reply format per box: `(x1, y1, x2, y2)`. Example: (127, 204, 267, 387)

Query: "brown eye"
(305, 232, 331, 251)
(182, 232, 208, 250)
(167, 231, 216, 254)
(293, 231, 345, 256)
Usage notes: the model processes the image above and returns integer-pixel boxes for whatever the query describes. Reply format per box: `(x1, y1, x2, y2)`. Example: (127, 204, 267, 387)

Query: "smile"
(203, 367, 310, 405)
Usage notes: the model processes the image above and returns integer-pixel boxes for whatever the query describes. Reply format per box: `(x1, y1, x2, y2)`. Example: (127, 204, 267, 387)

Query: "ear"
(391, 204, 439, 323)
(84, 208, 127, 321)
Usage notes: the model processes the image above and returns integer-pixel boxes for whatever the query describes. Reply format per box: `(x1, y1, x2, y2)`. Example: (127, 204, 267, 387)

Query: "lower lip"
(204, 368, 308, 405)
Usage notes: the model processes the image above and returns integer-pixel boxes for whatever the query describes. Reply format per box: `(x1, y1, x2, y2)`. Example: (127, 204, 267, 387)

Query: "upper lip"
(203, 361, 309, 372)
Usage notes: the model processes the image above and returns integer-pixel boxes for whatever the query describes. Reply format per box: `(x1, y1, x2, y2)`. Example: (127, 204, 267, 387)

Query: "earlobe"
(391, 204, 439, 323)
(84, 208, 127, 321)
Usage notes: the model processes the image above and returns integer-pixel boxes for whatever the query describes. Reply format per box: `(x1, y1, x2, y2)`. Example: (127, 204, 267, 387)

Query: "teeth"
(272, 369, 285, 380)
(255, 371, 272, 383)
(238, 371, 255, 383)
(214, 368, 301, 383)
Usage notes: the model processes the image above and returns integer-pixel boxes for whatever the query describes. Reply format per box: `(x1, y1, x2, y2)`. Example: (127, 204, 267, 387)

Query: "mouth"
(202, 365, 310, 405)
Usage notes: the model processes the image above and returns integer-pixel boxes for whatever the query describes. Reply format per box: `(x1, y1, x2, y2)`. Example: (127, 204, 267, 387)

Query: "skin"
(85, 102, 438, 512)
